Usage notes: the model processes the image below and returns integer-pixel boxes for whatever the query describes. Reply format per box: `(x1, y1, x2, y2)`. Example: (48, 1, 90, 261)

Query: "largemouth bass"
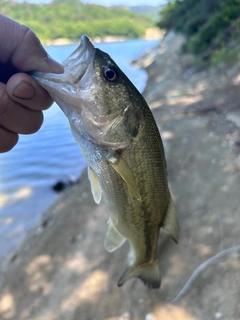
(31, 35, 179, 288)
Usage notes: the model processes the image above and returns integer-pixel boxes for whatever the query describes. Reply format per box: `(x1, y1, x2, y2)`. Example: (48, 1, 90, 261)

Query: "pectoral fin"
(108, 156, 142, 202)
(88, 167, 102, 204)
(104, 219, 126, 252)
(162, 195, 179, 243)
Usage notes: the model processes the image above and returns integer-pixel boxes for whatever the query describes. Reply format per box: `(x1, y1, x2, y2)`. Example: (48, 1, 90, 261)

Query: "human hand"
(0, 14, 63, 152)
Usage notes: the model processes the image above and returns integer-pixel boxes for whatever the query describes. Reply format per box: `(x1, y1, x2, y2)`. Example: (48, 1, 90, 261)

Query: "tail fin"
(117, 261, 160, 289)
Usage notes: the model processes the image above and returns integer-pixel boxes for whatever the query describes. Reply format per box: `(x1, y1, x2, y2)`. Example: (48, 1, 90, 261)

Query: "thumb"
(0, 14, 63, 73)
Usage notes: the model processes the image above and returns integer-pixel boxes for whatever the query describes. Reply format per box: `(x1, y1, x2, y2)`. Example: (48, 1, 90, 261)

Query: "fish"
(31, 35, 179, 289)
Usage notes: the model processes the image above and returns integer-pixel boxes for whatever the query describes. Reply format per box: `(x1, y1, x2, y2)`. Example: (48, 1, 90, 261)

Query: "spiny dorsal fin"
(108, 156, 142, 202)
(104, 219, 126, 252)
(162, 195, 179, 243)
(88, 166, 102, 204)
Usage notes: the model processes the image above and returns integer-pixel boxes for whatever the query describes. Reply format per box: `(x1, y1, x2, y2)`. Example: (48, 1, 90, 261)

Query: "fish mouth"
(30, 35, 95, 94)
(63, 34, 95, 67)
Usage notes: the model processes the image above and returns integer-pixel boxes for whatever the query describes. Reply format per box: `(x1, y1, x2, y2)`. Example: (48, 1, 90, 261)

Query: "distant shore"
(43, 28, 164, 46)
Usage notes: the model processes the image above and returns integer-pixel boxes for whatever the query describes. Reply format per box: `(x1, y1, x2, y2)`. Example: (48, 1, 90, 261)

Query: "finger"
(0, 14, 63, 73)
(0, 83, 44, 134)
(7, 73, 53, 111)
(0, 126, 18, 153)
(0, 62, 19, 84)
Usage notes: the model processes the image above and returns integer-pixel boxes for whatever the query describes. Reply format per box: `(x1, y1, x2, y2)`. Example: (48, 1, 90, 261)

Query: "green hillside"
(129, 5, 166, 21)
(0, 0, 154, 42)
(157, 0, 240, 64)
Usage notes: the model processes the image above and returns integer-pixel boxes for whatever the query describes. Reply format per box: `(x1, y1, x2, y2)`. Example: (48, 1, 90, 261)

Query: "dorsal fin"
(108, 156, 142, 202)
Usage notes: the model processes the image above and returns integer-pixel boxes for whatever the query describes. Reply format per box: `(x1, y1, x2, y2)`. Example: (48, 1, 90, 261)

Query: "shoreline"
(44, 36, 162, 46)
(43, 28, 164, 46)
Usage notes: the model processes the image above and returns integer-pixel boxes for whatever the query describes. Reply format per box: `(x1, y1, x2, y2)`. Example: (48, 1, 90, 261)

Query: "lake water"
(0, 38, 159, 258)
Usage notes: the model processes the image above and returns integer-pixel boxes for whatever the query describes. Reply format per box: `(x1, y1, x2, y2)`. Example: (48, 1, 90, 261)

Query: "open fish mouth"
(30, 35, 95, 93)
(63, 34, 95, 67)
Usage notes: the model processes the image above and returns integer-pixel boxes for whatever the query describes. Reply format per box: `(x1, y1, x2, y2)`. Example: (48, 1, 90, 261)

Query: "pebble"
(215, 312, 222, 319)
(145, 314, 155, 320)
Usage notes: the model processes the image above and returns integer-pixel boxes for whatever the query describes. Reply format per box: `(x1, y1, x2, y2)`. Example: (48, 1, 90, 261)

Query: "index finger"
(0, 14, 63, 73)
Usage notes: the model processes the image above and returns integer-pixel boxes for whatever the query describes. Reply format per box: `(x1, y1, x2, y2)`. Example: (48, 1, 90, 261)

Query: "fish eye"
(102, 66, 119, 82)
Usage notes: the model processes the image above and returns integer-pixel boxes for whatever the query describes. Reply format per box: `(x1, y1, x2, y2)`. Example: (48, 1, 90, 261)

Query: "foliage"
(211, 45, 240, 66)
(157, 0, 240, 61)
(0, 0, 154, 42)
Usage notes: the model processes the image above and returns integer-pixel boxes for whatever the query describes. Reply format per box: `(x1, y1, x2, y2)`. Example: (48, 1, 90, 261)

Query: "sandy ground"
(1, 33, 240, 320)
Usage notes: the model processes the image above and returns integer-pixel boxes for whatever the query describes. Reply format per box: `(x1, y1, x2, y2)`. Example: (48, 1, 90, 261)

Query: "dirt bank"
(0, 33, 240, 320)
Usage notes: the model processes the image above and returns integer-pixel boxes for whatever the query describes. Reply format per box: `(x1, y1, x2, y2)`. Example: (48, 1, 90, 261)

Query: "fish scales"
(31, 35, 179, 289)
(96, 108, 168, 258)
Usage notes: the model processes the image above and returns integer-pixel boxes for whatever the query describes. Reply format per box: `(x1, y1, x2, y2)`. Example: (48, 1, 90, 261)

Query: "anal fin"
(162, 195, 179, 243)
(104, 219, 126, 252)
(88, 166, 102, 204)
(108, 156, 142, 202)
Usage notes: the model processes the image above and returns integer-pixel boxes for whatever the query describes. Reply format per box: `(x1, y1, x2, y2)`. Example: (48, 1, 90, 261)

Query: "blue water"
(0, 39, 159, 257)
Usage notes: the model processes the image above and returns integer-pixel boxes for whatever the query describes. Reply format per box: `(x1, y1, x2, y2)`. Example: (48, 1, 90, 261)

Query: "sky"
(25, 0, 167, 7)
(81, 0, 166, 5)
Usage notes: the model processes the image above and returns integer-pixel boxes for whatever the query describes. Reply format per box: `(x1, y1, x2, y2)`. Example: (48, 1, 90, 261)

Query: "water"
(0, 38, 159, 257)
